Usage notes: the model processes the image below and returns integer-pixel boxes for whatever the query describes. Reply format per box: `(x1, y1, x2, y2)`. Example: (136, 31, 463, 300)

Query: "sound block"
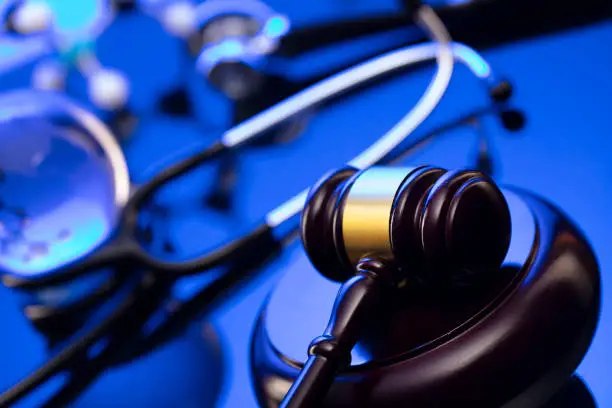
(250, 188, 600, 408)
(543, 375, 596, 408)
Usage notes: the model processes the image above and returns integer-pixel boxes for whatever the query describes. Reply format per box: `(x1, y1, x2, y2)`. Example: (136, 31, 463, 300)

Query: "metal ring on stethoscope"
(193, 0, 290, 75)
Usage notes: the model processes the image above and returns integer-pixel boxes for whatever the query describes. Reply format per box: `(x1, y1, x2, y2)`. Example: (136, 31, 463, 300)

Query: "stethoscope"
(0, 0, 523, 122)
(145, 0, 524, 212)
(0, 4, 518, 406)
(0, 0, 524, 215)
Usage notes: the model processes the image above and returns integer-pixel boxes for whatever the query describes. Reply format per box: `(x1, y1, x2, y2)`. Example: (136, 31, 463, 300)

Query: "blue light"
(454, 44, 491, 78)
(0, 91, 119, 277)
(0, 41, 22, 60)
(199, 39, 246, 70)
(263, 15, 290, 39)
(0, 36, 52, 76)
(43, 0, 105, 36)
(1, 201, 110, 276)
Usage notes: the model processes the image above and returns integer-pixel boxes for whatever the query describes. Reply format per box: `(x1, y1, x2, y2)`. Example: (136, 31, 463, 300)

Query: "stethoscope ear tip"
(490, 80, 513, 103)
(500, 109, 526, 132)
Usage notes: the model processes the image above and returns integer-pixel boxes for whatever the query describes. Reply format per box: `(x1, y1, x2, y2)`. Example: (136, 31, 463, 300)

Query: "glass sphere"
(0, 89, 129, 277)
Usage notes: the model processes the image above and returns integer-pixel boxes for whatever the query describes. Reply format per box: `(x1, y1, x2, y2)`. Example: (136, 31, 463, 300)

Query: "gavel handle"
(279, 353, 343, 408)
(279, 258, 393, 408)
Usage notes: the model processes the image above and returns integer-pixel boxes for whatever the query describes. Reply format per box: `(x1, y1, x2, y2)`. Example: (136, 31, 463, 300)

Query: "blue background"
(0, 1, 611, 407)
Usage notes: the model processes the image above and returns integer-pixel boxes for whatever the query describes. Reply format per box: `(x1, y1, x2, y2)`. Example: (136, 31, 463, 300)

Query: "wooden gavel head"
(300, 165, 512, 289)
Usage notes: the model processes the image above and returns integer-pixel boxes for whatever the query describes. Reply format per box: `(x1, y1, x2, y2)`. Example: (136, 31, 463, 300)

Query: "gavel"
(280, 165, 511, 408)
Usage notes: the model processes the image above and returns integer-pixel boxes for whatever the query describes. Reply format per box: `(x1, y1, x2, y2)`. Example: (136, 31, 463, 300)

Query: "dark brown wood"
(250, 188, 600, 408)
(390, 166, 445, 278)
(300, 166, 357, 283)
(543, 376, 596, 408)
(418, 170, 511, 287)
(279, 259, 395, 408)
(389, 168, 511, 289)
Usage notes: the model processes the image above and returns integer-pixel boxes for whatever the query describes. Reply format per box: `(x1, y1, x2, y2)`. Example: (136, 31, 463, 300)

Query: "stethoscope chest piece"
(250, 188, 600, 408)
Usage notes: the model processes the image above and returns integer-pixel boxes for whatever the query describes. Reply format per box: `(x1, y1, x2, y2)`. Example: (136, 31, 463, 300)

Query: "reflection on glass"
(0, 91, 120, 276)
